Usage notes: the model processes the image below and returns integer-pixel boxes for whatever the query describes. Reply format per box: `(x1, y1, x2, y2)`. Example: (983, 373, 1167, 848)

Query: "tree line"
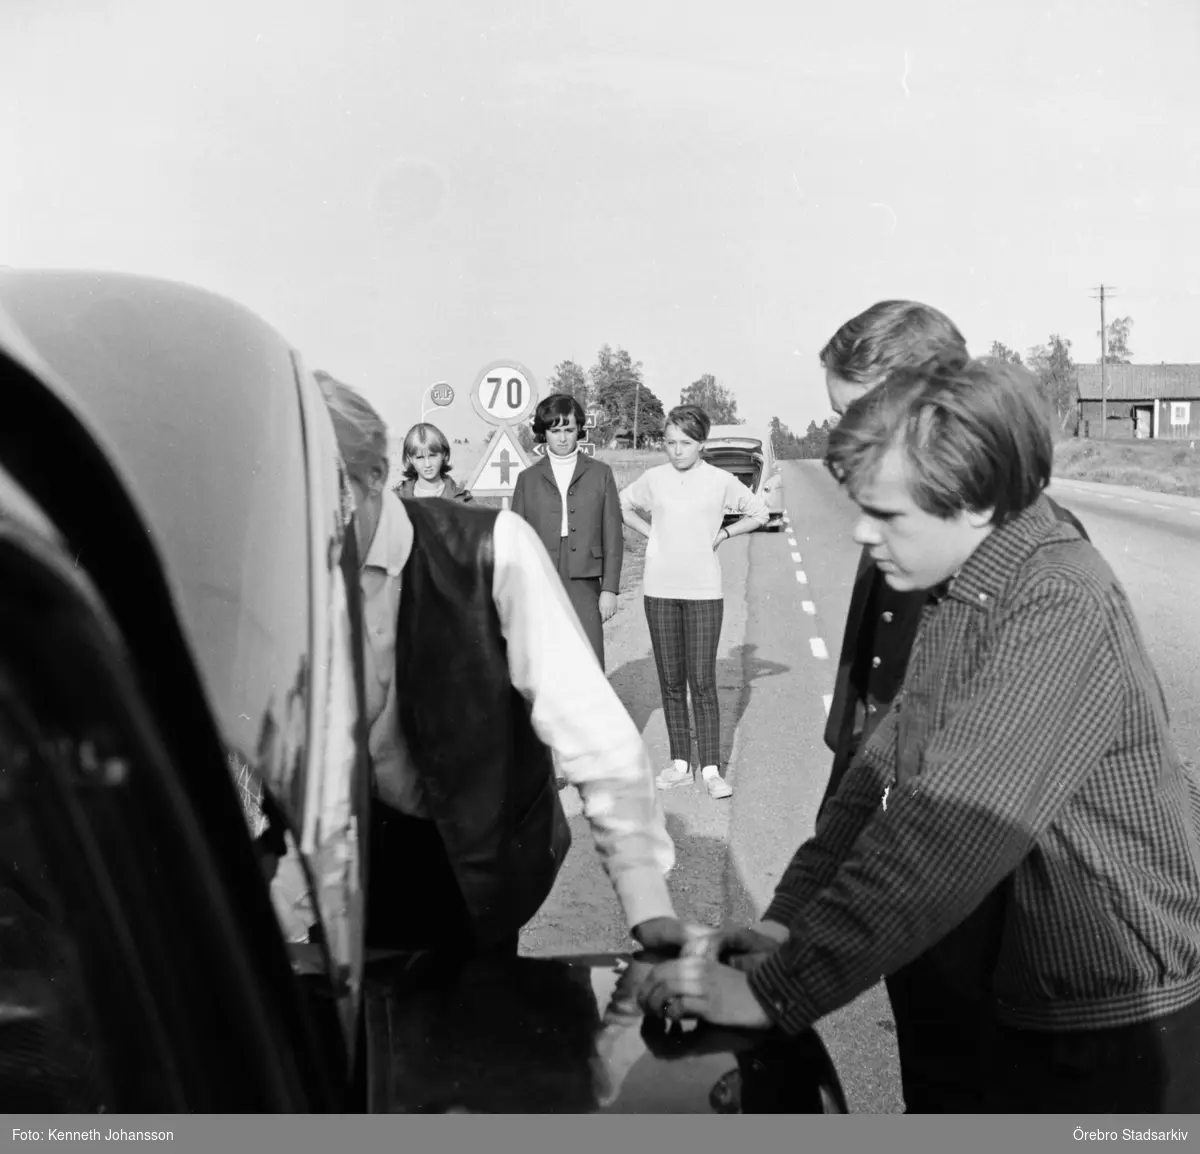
(769, 416, 836, 460)
(513, 346, 744, 450)
(990, 315, 1132, 435)
(765, 316, 1136, 457)
(500, 316, 1136, 457)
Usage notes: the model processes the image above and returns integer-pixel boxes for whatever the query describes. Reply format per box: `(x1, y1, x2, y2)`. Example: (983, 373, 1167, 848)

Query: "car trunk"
(702, 449, 763, 493)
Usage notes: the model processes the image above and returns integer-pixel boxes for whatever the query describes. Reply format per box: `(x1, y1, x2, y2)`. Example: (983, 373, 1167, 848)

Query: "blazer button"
(570, 525, 577, 532)
(872, 656, 881, 668)
(881, 611, 894, 623)
(867, 704, 877, 714)
(571, 544, 577, 551)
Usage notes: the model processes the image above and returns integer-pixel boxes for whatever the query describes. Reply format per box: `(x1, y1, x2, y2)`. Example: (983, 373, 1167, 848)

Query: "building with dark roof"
(1076, 364, 1200, 439)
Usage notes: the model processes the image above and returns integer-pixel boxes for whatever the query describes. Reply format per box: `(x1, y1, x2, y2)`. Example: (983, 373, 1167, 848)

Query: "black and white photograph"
(1, 0, 1199, 1134)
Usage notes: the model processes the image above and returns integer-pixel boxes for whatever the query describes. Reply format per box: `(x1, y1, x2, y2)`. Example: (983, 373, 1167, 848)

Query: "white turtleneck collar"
(547, 448, 579, 536)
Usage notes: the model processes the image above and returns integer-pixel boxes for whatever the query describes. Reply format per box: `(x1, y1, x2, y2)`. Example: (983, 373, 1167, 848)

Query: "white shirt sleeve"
(491, 510, 676, 929)
(724, 471, 770, 525)
(619, 470, 654, 513)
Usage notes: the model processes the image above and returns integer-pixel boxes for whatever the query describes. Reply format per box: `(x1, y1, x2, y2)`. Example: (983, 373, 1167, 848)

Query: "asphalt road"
(520, 459, 1200, 1114)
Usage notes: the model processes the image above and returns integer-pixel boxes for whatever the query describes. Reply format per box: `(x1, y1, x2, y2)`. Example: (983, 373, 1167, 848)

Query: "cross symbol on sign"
(491, 449, 515, 485)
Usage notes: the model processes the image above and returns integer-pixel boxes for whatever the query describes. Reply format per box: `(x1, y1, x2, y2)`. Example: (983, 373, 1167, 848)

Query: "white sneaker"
(703, 771, 733, 800)
(656, 764, 694, 790)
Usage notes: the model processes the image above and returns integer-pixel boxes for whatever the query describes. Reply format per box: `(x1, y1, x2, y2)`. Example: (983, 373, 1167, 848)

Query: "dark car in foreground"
(0, 269, 844, 1112)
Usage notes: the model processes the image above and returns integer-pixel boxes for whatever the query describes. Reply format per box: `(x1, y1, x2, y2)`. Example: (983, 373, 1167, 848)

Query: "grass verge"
(1054, 437, 1200, 498)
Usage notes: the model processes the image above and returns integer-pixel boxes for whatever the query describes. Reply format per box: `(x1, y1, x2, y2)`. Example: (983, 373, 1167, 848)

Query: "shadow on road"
(607, 643, 790, 768)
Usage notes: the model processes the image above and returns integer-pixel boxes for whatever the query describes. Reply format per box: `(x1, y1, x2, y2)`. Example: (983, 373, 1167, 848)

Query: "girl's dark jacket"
(392, 475, 474, 503)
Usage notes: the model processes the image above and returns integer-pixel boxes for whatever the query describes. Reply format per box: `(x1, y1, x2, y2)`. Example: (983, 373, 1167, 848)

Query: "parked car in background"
(702, 425, 785, 531)
(0, 269, 842, 1113)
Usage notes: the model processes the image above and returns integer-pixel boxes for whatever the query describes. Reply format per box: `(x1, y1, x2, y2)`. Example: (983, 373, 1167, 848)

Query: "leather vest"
(394, 498, 571, 945)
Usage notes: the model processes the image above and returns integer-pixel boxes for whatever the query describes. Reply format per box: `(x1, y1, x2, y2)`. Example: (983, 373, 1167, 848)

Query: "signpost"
(533, 439, 595, 457)
(465, 360, 538, 506)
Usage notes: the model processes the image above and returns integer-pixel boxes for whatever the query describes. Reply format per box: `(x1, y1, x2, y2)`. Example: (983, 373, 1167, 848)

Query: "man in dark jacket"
(818, 303, 1089, 816)
(317, 375, 681, 958)
(511, 393, 623, 670)
(813, 305, 1091, 1112)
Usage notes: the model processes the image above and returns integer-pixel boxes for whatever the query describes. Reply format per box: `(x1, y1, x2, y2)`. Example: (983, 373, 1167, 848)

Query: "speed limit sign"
(470, 360, 538, 426)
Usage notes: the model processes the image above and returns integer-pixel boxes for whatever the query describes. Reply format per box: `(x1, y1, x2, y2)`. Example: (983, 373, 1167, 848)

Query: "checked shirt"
(751, 495, 1200, 1035)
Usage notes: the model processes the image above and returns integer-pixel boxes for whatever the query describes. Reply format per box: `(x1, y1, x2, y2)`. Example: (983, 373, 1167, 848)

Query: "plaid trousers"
(644, 595, 724, 769)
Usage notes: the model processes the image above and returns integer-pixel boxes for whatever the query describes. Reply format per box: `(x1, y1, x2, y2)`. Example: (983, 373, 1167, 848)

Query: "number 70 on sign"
(490, 376, 524, 408)
(470, 360, 538, 426)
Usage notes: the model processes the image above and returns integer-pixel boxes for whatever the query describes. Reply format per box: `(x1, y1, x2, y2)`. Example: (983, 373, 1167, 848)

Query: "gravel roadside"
(519, 538, 754, 957)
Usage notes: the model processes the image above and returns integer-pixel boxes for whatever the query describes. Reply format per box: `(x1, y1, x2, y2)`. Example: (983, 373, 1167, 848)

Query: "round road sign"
(430, 382, 454, 407)
(470, 360, 538, 426)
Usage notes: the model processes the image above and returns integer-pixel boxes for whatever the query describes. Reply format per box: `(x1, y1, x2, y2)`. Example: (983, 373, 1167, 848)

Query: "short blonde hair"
(401, 422, 453, 480)
(314, 370, 389, 484)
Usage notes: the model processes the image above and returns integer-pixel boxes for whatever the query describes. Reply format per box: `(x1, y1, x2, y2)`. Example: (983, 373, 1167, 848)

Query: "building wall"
(1077, 400, 1135, 438)
(1156, 398, 1200, 439)
(1078, 399, 1200, 439)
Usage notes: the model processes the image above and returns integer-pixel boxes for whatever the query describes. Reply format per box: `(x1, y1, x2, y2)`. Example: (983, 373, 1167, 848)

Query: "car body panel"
(0, 270, 311, 807)
(0, 270, 368, 1056)
(702, 424, 785, 530)
(0, 347, 342, 1108)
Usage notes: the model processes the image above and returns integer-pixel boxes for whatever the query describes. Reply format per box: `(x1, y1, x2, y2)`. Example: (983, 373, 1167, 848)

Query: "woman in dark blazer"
(511, 394, 623, 670)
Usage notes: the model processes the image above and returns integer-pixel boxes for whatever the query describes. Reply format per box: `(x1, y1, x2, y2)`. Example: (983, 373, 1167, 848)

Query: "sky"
(2, 0, 1198, 446)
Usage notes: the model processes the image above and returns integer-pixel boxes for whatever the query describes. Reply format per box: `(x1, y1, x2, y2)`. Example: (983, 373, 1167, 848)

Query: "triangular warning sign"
(466, 425, 531, 496)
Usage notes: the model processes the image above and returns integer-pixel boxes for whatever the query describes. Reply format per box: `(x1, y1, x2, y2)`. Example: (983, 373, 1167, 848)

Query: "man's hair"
(532, 393, 586, 442)
(825, 357, 1054, 526)
(819, 301, 969, 387)
(314, 370, 389, 485)
(401, 422, 453, 480)
(665, 404, 710, 444)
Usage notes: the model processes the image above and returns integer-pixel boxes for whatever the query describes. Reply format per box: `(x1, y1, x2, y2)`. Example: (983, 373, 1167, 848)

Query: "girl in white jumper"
(619, 405, 768, 800)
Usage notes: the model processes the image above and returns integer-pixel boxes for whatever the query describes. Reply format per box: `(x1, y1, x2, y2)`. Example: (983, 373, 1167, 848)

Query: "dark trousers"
(984, 996, 1200, 1112)
(365, 800, 518, 957)
(556, 538, 605, 669)
(886, 961, 992, 1112)
(644, 595, 723, 770)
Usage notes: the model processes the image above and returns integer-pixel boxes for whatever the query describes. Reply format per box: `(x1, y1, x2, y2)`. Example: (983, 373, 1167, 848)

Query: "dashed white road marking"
(790, 551, 802, 563)
(801, 600, 816, 615)
(822, 694, 833, 716)
(787, 537, 798, 546)
(1097, 494, 1112, 500)
(1122, 497, 1140, 504)
(1192, 511, 1200, 518)
(810, 637, 828, 659)
(795, 570, 808, 584)
(1153, 504, 1171, 510)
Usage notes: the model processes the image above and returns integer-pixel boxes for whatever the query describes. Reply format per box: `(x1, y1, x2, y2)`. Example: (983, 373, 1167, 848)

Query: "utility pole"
(1089, 284, 1117, 440)
(631, 373, 641, 450)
